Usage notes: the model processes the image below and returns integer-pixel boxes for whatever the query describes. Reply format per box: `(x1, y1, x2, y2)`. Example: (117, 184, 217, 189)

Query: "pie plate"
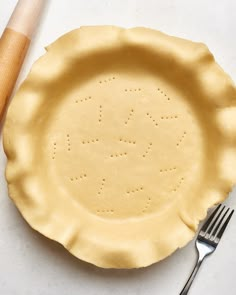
(3, 26, 236, 268)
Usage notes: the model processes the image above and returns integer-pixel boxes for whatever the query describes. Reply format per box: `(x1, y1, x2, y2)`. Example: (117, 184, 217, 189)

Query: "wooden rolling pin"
(0, 0, 45, 122)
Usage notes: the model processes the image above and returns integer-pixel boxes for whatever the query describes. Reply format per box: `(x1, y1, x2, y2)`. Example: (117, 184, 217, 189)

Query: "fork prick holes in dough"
(110, 152, 127, 158)
(75, 96, 92, 103)
(157, 87, 170, 101)
(99, 76, 116, 84)
(82, 138, 99, 144)
(99, 105, 102, 123)
(80, 174, 87, 179)
(125, 109, 134, 125)
(142, 197, 151, 213)
(160, 167, 177, 173)
(146, 112, 158, 127)
(66, 134, 71, 151)
(97, 178, 106, 196)
(52, 142, 57, 160)
(160, 115, 178, 120)
(142, 143, 153, 158)
(172, 177, 185, 193)
(126, 186, 144, 195)
(70, 174, 87, 182)
(97, 209, 114, 214)
(124, 88, 141, 92)
(176, 131, 187, 147)
(119, 138, 136, 145)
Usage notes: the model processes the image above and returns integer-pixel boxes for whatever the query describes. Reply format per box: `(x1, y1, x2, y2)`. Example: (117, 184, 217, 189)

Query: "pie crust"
(3, 26, 236, 268)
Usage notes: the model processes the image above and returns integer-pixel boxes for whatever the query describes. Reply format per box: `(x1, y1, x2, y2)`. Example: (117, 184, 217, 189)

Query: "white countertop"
(0, 1, 236, 294)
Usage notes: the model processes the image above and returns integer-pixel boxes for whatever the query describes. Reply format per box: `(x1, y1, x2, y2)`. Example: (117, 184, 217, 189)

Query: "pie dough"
(3, 26, 236, 269)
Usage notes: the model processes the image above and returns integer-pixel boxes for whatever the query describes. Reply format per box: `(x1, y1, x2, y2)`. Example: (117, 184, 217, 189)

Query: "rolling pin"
(0, 0, 45, 122)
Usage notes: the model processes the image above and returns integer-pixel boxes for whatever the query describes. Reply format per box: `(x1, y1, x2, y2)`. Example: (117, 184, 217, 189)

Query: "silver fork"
(180, 204, 234, 295)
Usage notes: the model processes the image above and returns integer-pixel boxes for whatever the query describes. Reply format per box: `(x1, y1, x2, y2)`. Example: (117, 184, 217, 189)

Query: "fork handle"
(180, 257, 204, 295)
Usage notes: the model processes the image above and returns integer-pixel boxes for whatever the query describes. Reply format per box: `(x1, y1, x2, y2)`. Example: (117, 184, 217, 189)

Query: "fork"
(180, 204, 234, 295)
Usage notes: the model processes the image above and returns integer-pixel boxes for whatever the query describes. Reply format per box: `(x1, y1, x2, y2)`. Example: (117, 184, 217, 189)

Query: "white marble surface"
(0, 1, 236, 294)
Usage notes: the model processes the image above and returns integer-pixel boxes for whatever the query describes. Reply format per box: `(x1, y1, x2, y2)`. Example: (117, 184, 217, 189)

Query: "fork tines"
(198, 204, 234, 245)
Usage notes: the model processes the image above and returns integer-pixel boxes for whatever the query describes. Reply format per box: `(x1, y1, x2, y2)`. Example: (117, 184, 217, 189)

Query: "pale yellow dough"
(3, 26, 236, 269)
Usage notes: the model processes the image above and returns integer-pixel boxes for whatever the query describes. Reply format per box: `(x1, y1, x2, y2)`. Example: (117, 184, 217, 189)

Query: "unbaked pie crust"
(3, 26, 236, 268)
